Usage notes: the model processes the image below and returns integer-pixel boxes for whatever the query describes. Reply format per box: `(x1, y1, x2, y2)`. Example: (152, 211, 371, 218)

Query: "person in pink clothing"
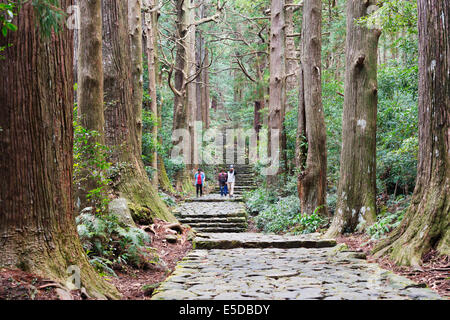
(194, 168, 205, 197)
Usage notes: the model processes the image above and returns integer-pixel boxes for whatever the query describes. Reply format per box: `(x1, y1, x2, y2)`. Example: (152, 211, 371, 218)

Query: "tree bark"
(76, 0, 105, 209)
(0, 0, 119, 299)
(102, 0, 176, 223)
(172, 0, 195, 192)
(268, 0, 286, 185)
(325, 0, 380, 236)
(297, 0, 328, 215)
(373, 0, 449, 266)
(129, 0, 144, 164)
(186, 0, 199, 170)
(143, 0, 159, 187)
(285, 0, 299, 98)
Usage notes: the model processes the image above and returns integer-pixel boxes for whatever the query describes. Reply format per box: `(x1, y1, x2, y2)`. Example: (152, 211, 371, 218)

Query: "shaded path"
(152, 165, 441, 300)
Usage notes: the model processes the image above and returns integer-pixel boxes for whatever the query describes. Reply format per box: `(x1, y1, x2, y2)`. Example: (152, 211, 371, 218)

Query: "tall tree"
(102, 0, 176, 223)
(325, 0, 380, 236)
(76, 0, 105, 209)
(373, 0, 449, 265)
(267, 0, 286, 185)
(285, 0, 300, 102)
(143, 0, 159, 187)
(296, 0, 328, 215)
(129, 0, 145, 163)
(170, 0, 196, 191)
(169, 0, 220, 191)
(0, 1, 119, 298)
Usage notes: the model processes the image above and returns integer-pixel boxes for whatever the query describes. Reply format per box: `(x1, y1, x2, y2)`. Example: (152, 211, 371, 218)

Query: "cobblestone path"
(152, 164, 442, 300)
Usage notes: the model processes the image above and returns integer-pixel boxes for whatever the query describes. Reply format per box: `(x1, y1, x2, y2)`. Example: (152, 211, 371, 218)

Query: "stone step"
(179, 216, 247, 224)
(193, 233, 337, 250)
(213, 186, 256, 191)
(193, 227, 247, 233)
(184, 197, 243, 203)
(186, 222, 248, 229)
(175, 211, 247, 219)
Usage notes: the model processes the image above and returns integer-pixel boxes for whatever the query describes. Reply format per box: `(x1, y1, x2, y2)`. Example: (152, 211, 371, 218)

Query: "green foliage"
(31, 0, 66, 37)
(322, 70, 345, 186)
(367, 206, 406, 240)
(244, 188, 327, 234)
(377, 63, 419, 194)
(253, 195, 301, 234)
(73, 111, 112, 214)
(358, 0, 418, 35)
(293, 208, 327, 235)
(159, 192, 176, 208)
(76, 212, 159, 274)
(0, 2, 17, 56)
(0, 2, 17, 37)
(243, 187, 278, 216)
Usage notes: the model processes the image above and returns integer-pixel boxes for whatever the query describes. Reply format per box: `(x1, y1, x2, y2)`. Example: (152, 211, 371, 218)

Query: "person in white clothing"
(227, 165, 236, 198)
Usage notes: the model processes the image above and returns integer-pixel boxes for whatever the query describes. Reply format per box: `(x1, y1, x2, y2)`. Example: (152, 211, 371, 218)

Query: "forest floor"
(336, 234, 450, 298)
(0, 219, 192, 300)
(110, 218, 192, 299)
(0, 197, 447, 300)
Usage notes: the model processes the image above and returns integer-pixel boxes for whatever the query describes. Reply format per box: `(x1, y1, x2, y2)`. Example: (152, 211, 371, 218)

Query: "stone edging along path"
(152, 188, 442, 300)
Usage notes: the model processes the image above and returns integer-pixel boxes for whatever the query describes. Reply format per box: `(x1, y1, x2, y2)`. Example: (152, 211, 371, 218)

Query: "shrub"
(76, 212, 159, 274)
(254, 195, 301, 233)
(293, 209, 327, 235)
(243, 187, 278, 216)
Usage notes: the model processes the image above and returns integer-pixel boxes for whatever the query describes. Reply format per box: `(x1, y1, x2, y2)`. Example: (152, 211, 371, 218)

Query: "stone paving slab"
(184, 194, 244, 202)
(174, 201, 247, 217)
(193, 232, 336, 249)
(151, 248, 442, 300)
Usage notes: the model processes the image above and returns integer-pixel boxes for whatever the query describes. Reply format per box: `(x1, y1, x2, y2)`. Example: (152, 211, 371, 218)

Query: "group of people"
(194, 165, 237, 198)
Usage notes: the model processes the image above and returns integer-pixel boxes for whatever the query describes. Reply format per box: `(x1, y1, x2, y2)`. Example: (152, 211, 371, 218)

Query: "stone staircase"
(174, 130, 259, 233)
(211, 164, 258, 197)
(173, 201, 248, 233)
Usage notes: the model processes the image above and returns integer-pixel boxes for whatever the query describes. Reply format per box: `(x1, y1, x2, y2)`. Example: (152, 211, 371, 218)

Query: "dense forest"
(0, 0, 448, 300)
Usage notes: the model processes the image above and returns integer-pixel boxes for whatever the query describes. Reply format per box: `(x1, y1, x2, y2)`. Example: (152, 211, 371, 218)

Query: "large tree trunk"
(268, 0, 286, 185)
(0, 1, 119, 299)
(102, 0, 176, 223)
(186, 0, 199, 170)
(76, 0, 105, 209)
(143, 0, 159, 187)
(373, 0, 449, 266)
(202, 48, 211, 129)
(297, 0, 328, 215)
(285, 0, 300, 100)
(129, 0, 144, 158)
(172, 0, 195, 192)
(325, 0, 380, 236)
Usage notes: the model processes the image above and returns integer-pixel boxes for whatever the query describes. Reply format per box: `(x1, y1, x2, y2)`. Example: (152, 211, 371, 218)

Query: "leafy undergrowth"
(336, 234, 450, 299)
(110, 218, 192, 299)
(243, 188, 328, 235)
(0, 219, 192, 300)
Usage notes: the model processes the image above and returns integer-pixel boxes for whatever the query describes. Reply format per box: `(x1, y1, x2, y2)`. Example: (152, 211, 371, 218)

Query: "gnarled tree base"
(175, 168, 195, 194)
(115, 167, 178, 224)
(158, 155, 175, 193)
(0, 231, 121, 299)
(372, 182, 449, 266)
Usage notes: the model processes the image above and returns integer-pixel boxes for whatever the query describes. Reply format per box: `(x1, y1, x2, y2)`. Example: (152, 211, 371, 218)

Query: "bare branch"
(235, 59, 257, 83)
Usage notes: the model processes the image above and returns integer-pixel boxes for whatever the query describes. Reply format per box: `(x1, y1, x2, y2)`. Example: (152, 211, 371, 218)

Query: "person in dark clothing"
(218, 169, 228, 197)
(194, 168, 205, 197)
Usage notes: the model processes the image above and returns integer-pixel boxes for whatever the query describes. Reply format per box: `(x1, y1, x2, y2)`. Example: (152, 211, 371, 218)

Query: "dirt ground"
(1, 219, 448, 300)
(0, 218, 192, 300)
(110, 218, 193, 299)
